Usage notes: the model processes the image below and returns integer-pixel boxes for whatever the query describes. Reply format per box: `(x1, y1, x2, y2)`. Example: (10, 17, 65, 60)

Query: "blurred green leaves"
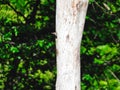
(10, 46, 19, 53)
(85, 45, 118, 65)
(81, 0, 120, 89)
(0, 0, 55, 89)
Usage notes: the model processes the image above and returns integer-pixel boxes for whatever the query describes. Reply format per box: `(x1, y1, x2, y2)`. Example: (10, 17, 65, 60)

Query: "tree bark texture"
(56, 0, 89, 90)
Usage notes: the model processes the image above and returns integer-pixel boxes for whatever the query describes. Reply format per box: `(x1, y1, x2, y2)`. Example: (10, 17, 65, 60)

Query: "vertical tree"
(56, 0, 89, 90)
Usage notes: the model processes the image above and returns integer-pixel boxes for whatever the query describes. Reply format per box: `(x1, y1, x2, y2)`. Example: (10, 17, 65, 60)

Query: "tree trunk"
(56, 0, 89, 90)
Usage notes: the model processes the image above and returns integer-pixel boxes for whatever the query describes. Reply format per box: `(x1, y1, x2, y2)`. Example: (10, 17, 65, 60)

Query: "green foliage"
(89, 0, 95, 4)
(87, 45, 118, 64)
(81, 0, 120, 89)
(0, 0, 55, 89)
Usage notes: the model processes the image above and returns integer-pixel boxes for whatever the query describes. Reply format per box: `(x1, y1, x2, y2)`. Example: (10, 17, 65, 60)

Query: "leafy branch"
(6, 2, 26, 20)
(26, 0, 40, 24)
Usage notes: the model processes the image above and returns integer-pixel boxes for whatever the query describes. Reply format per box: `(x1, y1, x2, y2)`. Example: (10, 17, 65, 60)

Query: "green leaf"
(37, 40, 44, 47)
(81, 46, 87, 54)
(44, 16, 49, 21)
(12, 26, 18, 36)
(99, 80, 107, 86)
(10, 46, 19, 53)
(83, 74, 93, 81)
(21, 69, 26, 74)
(96, 45, 111, 55)
(87, 47, 96, 55)
(50, 0, 54, 3)
(41, 0, 49, 5)
(112, 64, 120, 71)
(89, 0, 95, 4)
(94, 58, 104, 64)
(39, 60, 47, 65)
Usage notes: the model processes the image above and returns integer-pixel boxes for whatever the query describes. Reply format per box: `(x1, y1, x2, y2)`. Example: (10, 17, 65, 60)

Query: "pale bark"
(56, 0, 89, 90)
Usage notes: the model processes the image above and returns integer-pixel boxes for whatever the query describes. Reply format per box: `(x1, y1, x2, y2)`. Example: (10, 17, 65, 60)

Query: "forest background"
(0, 0, 120, 90)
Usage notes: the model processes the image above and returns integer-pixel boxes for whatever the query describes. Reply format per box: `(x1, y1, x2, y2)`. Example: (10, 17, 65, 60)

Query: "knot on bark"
(72, 1, 83, 16)
(76, 1, 83, 11)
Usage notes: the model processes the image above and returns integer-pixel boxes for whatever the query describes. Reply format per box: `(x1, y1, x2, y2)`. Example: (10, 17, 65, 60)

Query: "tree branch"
(7, 2, 26, 20)
(26, 0, 40, 24)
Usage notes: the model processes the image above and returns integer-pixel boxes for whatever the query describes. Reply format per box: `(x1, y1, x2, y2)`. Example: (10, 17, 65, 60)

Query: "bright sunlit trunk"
(56, 0, 89, 90)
